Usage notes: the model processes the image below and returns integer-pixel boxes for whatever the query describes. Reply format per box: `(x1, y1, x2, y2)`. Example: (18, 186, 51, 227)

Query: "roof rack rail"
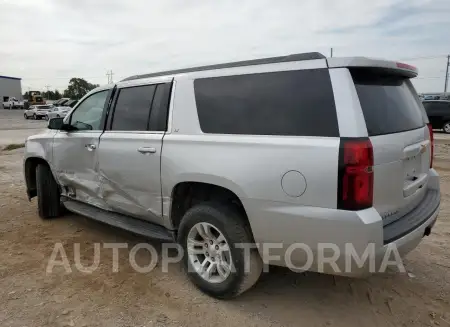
(121, 52, 326, 82)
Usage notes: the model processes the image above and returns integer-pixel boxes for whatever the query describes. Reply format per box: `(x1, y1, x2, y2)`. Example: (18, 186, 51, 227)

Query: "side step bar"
(63, 199, 175, 242)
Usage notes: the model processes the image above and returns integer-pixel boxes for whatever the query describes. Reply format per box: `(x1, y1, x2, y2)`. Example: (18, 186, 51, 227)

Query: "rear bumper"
(244, 169, 440, 276)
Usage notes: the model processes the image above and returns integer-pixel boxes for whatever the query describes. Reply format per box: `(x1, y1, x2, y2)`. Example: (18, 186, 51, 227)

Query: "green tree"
(54, 89, 61, 100)
(63, 78, 99, 100)
(43, 90, 56, 100)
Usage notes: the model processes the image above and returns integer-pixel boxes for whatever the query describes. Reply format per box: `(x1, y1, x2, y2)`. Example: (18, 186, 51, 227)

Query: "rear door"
(350, 69, 431, 222)
(97, 81, 172, 225)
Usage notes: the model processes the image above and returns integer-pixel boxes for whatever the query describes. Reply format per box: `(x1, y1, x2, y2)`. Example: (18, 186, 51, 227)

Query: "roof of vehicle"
(121, 52, 326, 81)
(121, 53, 418, 82)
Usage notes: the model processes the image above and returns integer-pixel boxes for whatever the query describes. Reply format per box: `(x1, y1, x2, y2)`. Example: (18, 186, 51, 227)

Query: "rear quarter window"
(351, 69, 425, 136)
(194, 69, 339, 137)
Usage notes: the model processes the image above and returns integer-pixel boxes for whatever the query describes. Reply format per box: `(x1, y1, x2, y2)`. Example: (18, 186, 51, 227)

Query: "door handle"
(137, 147, 156, 154)
(85, 144, 96, 151)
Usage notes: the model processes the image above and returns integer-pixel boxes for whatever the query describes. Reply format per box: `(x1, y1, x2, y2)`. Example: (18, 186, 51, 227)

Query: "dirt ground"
(0, 110, 450, 327)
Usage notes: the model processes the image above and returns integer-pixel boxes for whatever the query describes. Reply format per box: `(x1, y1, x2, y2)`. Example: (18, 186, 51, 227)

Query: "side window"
(111, 85, 156, 131)
(194, 69, 339, 137)
(148, 83, 171, 131)
(70, 90, 109, 131)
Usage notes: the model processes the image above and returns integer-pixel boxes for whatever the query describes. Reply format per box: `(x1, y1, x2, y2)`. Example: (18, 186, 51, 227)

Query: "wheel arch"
(24, 157, 52, 199)
(168, 178, 251, 235)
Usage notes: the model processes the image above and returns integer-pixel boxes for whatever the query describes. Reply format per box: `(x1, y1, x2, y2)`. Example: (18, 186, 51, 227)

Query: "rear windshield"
(194, 69, 339, 137)
(351, 69, 424, 136)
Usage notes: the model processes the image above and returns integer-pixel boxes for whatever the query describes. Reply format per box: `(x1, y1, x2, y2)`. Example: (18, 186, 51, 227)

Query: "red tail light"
(396, 62, 417, 72)
(427, 123, 434, 168)
(338, 138, 374, 210)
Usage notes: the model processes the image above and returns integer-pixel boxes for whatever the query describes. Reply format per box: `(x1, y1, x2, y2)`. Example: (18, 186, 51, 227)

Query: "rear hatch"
(351, 68, 431, 224)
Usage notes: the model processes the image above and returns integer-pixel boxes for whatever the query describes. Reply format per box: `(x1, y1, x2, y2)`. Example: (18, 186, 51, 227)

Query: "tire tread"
(36, 164, 62, 219)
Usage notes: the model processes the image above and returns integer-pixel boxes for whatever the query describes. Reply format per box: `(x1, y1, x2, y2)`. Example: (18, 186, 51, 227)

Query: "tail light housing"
(338, 138, 374, 211)
(427, 123, 434, 168)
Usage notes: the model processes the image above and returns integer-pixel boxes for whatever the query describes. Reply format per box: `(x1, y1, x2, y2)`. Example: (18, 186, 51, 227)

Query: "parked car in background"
(24, 105, 52, 120)
(64, 99, 78, 107)
(45, 106, 71, 120)
(24, 53, 440, 299)
(423, 100, 450, 133)
(2, 96, 25, 109)
(51, 98, 70, 107)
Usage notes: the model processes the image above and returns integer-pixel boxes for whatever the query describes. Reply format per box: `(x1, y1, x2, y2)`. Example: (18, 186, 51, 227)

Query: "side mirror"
(47, 117, 64, 130)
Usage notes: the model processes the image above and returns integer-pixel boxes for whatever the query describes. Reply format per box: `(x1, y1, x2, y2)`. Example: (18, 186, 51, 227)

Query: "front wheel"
(178, 203, 262, 299)
(36, 164, 63, 219)
(443, 121, 450, 134)
(24, 113, 28, 119)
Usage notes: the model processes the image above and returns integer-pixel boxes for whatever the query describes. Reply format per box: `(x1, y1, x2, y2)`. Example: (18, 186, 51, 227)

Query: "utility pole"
(330, 47, 333, 58)
(106, 70, 114, 84)
(444, 55, 449, 93)
(45, 85, 51, 100)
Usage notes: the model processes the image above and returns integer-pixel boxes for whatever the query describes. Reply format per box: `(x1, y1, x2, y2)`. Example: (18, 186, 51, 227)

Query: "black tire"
(178, 203, 262, 299)
(33, 113, 37, 120)
(24, 113, 28, 120)
(443, 121, 450, 134)
(36, 164, 63, 219)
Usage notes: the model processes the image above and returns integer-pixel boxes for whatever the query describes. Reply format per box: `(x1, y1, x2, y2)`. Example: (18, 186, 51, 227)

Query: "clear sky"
(1, 0, 449, 93)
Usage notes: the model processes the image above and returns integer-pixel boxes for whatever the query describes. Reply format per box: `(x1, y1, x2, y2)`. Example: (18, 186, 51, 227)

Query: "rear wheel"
(36, 164, 63, 219)
(33, 113, 37, 120)
(178, 203, 262, 299)
(443, 121, 450, 134)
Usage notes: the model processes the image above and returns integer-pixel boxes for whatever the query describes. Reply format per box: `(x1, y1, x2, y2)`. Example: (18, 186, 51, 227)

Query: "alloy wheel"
(187, 222, 233, 283)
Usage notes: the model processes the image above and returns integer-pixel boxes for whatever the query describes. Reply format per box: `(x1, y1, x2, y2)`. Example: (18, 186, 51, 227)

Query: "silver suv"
(24, 52, 440, 298)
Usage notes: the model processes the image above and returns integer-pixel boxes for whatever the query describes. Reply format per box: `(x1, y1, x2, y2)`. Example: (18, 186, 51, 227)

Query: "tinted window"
(352, 70, 424, 136)
(111, 85, 156, 131)
(70, 90, 108, 131)
(194, 69, 339, 137)
(148, 83, 171, 131)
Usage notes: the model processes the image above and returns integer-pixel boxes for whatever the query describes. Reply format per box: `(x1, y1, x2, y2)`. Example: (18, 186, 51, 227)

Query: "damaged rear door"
(52, 89, 112, 207)
(97, 81, 172, 225)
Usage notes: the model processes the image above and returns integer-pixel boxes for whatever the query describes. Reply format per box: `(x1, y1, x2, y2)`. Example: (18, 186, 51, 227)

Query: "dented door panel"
(97, 131, 164, 225)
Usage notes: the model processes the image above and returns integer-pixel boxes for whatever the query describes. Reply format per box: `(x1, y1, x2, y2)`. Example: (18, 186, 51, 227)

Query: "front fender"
(23, 130, 58, 198)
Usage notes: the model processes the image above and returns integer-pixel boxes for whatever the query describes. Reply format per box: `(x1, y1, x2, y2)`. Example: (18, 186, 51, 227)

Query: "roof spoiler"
(327, 57, 418, 78)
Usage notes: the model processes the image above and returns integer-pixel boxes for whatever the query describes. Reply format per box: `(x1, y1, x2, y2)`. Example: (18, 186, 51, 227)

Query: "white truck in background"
(2, 97, 25, 109)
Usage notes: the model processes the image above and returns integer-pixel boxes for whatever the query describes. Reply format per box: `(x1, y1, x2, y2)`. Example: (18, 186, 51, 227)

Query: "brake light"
(427, 123, 434, 168)
(396, 62, 417, 72)
(338, 138, 374, 210)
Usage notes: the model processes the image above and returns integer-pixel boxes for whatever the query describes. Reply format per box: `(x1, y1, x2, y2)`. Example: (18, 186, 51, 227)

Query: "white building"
(0, 75, 23, 104)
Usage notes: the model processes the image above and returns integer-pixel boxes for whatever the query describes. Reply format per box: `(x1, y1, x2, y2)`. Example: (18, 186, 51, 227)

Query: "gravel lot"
(0, 109, 47, 148)
(1, 109, 450, 327)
